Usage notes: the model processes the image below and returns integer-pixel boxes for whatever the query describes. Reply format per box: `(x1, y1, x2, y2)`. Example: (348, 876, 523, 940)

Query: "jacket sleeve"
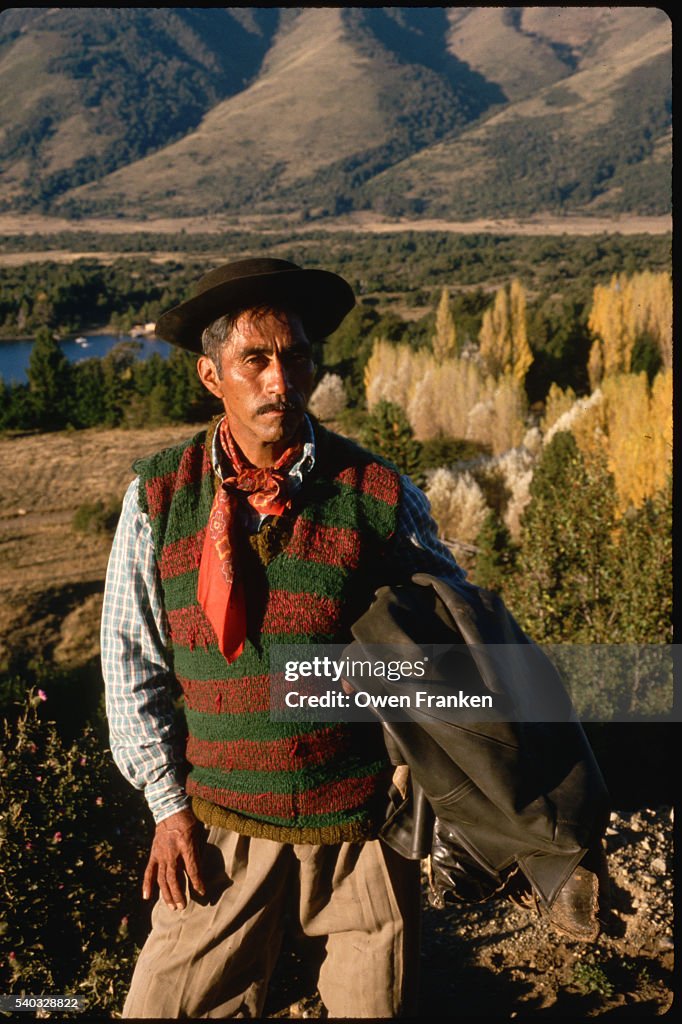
(101, 478, 191, 824)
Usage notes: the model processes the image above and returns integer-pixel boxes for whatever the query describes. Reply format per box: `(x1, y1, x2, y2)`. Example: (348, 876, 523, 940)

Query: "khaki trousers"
(122, 824, 421, 1019)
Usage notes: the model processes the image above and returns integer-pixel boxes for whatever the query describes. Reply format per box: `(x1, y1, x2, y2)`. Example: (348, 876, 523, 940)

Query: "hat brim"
(154, 267, 355, 353)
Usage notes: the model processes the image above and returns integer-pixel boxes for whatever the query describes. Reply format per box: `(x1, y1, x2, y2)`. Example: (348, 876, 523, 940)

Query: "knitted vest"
(135, 420, 402, 844)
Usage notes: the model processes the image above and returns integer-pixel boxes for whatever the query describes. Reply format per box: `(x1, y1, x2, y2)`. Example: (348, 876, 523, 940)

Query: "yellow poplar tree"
(541, 383, 577, 435)
(478, 279, 532, 382)
(433, 286, 457, 362)
(587, 271, 672, 380)
(509, 279, 533, 383)
(597, 370, 672, 513)
(630, 270, 672, 369)
(587, 338, 604, 391)
(588, 274, 634, 377)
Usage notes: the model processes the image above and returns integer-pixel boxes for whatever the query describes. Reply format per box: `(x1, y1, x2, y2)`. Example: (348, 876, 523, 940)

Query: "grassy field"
(0, 212, 672, 243)
(0, 424, 196, 670)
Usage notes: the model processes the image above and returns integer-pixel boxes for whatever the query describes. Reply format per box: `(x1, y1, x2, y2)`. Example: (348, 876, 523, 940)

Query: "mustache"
(256, 398, 302, 415)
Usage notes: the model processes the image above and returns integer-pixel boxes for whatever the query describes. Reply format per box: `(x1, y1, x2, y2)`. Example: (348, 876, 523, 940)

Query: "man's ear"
(196, 355, 223, 399)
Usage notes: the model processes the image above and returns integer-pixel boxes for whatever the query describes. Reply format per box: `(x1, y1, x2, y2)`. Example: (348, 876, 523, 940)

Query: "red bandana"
(197, 418, 303, 662)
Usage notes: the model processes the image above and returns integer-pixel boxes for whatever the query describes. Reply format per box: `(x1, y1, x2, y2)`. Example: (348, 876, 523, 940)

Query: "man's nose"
(264, 354, 289, 395)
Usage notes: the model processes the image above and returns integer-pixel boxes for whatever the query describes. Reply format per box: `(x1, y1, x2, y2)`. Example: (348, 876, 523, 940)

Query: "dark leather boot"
(546, 843, 609, 942)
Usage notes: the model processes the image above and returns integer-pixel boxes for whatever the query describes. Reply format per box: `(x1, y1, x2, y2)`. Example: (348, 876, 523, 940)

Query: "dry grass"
(0, 424, 196, 666)
(0, 213, 672, 252)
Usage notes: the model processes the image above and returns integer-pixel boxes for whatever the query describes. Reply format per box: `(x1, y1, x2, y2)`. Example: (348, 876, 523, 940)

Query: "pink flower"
(37, 689, 47, 701)
(8, 952, 15, 961)
(35, 775, 42, 782)
(52, 832, 62, 843)
(80, 756, 87, 766)
(95, 797, 103, 806)
(25, 841, 32, 850)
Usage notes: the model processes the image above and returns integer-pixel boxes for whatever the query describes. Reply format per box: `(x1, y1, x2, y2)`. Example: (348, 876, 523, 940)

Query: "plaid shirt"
(101, 418, 466, 823)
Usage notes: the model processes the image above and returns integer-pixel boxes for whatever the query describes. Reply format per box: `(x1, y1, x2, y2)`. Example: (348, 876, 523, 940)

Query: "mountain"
(0, 7, 671, 222)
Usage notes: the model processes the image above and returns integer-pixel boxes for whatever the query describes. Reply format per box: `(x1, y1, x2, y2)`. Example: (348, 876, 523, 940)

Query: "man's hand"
(143, 808, 206, 910)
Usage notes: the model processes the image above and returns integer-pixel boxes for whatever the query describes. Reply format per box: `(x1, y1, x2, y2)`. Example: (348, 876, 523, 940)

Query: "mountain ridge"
(0, 7, 671, 222)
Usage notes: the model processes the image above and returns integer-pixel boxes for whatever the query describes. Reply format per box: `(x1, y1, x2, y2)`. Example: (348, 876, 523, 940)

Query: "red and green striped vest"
(135, 419, 402, 844)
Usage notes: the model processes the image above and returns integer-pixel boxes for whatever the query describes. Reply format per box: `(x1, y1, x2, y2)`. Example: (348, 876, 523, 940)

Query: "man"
(102, 257, 468, 1019)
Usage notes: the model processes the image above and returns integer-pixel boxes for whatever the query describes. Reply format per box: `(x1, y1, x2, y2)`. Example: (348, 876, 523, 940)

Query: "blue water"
(0, 333, 174, 385)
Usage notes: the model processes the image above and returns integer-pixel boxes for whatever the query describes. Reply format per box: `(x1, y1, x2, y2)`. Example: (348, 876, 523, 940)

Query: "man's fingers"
(142, 857, 158, 901)
(182, 839, 206, 896)
(157, 865, 175, 910)
(165, 862, 187, 910)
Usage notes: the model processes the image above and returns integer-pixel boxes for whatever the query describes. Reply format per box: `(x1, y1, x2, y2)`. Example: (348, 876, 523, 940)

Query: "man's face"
(198, 309, 315, 466)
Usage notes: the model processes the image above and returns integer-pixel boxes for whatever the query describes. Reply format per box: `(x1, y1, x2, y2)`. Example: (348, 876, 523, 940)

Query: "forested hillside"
(0, 7, 671, 221)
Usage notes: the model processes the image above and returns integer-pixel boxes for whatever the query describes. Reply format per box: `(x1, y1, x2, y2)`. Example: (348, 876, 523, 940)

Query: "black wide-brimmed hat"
(154, 257, 355, 353)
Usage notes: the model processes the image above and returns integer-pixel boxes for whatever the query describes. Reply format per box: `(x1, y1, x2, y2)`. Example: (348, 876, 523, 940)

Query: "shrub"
(308, 373, 347, 422)
(0, 690, 153, 1016)
(71, 499, 120, 536)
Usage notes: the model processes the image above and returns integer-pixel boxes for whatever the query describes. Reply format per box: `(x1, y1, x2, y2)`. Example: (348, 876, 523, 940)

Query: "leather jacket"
(345, 574, 610, 910)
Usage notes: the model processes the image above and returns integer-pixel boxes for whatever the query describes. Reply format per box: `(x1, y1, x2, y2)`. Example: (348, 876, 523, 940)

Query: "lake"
(0, 333, 174, 385)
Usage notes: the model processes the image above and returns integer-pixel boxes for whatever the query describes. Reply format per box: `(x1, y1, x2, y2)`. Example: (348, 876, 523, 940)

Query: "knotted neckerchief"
(197, 417, 303, 662)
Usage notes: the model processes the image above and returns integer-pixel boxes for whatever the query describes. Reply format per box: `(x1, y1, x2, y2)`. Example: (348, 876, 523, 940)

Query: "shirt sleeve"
(100, 478, 191, 824)
(392, 474, 469, 586)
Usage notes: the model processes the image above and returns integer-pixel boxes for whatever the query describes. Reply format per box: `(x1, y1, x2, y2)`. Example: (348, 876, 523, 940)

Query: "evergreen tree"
(473, 509, 517, 593)
(610, 476, 672, 715)
(0, 376, 7, 430)
(507, 431, 619, 644)
(26, 328, 73, 430)
(615, 475, 672, 646)
(166, 347, 211, 422)
(100, 342, 139, 427)
(0, 384, 35, 431)
(72, 360, 106, 428)
(359, 400, 423, 483)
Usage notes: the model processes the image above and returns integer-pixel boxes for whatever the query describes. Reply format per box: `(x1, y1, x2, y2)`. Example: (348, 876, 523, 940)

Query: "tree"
(72, 359, 106, 428)
(599, 370, 672, 514)
(432, 286, 457, 362)
(423, 468, 488, 571)
(615, 475, 672, 646)
(26, 328, 72, 430)
(473, 510, 517, 593)
(99, 342, 139, 427)
(478, 279, 533, 383)
(587, 274, 633, 379)
(359, 400, 422, 482)
(587, 271, 672, 384)
(165, 347, 219, 423)
(507, 431, 619, 644)
(308, 373, 347, 422)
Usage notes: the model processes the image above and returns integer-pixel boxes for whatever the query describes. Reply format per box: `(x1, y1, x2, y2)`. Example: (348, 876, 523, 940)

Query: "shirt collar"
(211, 414, 316, 485)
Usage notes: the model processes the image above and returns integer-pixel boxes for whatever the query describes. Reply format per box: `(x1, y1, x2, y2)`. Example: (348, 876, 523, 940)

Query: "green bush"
(71, 499, 120, 536)
(0, 690, 153, 1016)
